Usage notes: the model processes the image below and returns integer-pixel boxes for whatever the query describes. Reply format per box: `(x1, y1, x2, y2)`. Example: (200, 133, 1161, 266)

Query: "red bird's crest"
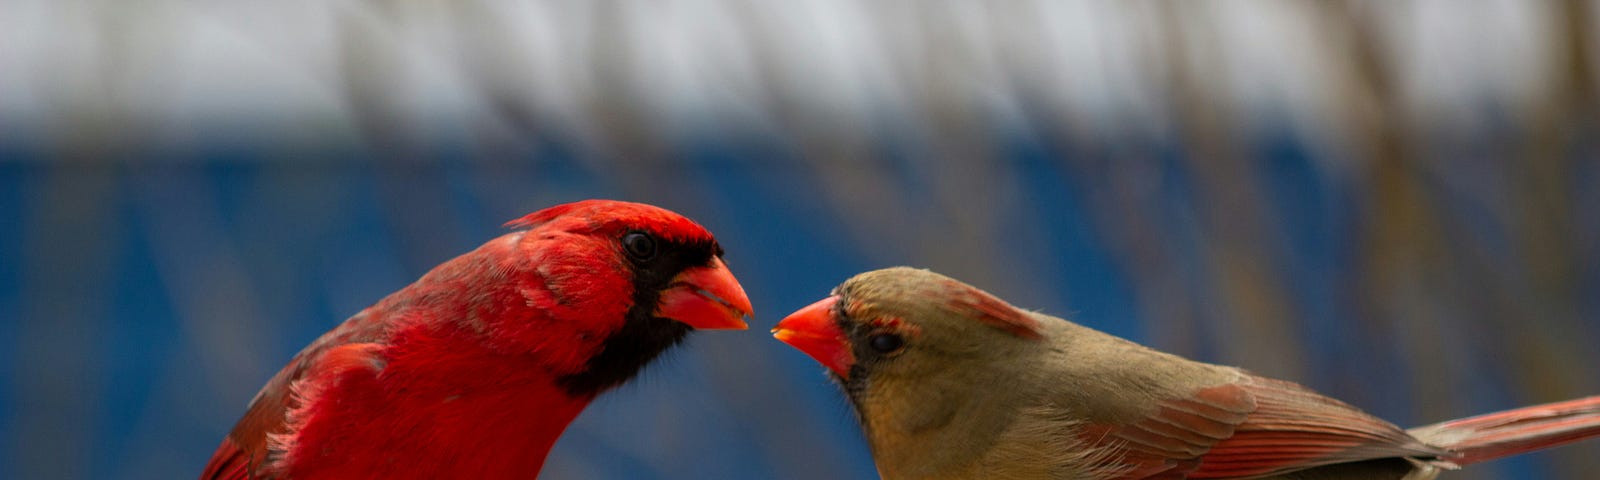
(504, 199, 714, 245)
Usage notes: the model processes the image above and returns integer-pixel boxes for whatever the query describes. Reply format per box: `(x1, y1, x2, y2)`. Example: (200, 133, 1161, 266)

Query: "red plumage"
(1409, 395, 1600, 467)
(1085, 380, 1600, 479)
(202, 200, 752, 480)
(1091, 377, 1446, 479)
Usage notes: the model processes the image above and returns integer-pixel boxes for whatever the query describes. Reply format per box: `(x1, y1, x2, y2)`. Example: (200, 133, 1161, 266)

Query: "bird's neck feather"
(863, 357, 1044, 479)
(385, 232, 630, 375)
(282, 326, 597, 479)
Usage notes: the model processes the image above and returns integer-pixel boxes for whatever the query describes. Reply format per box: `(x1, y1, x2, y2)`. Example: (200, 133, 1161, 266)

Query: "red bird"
(202, 200, 753, 480)
(774, 267, 1600, 479)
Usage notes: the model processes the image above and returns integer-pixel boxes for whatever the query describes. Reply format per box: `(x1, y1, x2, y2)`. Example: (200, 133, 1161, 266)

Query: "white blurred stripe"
(0, 0, 1591, 145)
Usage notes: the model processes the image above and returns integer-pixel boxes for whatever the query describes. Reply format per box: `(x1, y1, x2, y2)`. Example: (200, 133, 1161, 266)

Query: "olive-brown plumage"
(774, 267, 1600, 480)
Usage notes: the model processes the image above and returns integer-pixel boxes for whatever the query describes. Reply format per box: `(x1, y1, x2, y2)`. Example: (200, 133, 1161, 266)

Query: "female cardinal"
(774, 267, 1600, 480)
(202, 200, 753, 480)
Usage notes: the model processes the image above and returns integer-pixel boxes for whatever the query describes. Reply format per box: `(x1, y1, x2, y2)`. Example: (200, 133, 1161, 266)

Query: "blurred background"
(3, 1, 1598, 479)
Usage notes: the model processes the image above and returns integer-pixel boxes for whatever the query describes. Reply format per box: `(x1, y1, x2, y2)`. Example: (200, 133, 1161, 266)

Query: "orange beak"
(655, 257, 752, 330)
(772, 296, 855, 378)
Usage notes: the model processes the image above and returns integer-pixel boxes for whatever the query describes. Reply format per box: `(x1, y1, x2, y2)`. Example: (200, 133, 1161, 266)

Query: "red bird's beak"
(772, 296, 856, 378)
(655, 257, 752, 330)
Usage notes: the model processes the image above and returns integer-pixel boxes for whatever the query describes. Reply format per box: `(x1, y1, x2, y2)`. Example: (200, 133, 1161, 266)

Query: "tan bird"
(772, 267, 1600, 480)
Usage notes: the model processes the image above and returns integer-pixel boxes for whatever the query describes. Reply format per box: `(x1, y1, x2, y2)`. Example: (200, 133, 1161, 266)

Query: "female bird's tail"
(1408, 395, 1600, 466)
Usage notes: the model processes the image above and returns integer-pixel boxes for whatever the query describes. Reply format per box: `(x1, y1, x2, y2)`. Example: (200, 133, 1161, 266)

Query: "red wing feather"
(1086, 382, 1254, 479)
(1093, 375, 1446, 479)
(1189, 377, 1443, 478)
(1408, 395, 1600, 466)
(199, 437, 257, 480)
(201, 366, 292, 480)
(200, 341, 386, 480)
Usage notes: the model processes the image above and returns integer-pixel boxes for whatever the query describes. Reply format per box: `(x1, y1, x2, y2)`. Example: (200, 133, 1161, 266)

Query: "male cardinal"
(773, 267, 1600, 480)
(202, 200, 753, 480)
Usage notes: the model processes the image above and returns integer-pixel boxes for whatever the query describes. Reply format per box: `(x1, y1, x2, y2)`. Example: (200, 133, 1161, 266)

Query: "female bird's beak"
(772, 296, 855, 378)
(655, 257, 753, 330)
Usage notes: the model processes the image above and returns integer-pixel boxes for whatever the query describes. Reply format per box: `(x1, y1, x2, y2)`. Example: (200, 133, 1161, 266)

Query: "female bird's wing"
(1081, 375, 1446, 479)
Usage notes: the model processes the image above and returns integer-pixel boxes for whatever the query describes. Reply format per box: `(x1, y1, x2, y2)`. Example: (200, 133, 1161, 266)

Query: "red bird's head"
(202, 199, 753, 480)
(481, 199, 753, 395)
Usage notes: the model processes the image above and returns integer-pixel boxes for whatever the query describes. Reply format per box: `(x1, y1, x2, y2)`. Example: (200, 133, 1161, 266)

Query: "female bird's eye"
(622, 232, 657, 260)
(868, 333, 905, 353)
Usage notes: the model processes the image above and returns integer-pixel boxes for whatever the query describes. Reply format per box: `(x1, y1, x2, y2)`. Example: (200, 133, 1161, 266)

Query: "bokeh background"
(3, 1, 1599, 479)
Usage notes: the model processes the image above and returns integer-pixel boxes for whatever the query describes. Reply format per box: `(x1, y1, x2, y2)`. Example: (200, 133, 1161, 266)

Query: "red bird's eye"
(623, 232, 657, 260)
(868, 333, 905, 354)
